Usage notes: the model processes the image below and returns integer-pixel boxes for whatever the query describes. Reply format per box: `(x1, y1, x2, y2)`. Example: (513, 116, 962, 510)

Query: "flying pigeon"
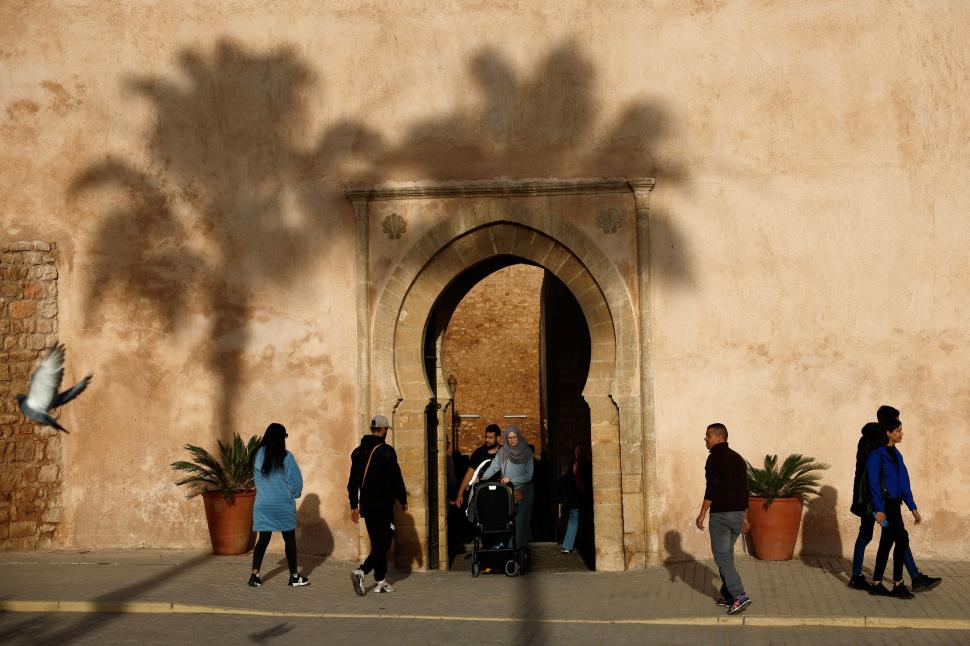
(15, 343, 93, 433)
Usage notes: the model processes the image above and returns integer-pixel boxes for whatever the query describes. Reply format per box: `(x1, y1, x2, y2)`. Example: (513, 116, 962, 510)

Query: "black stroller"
(466, 479, 524, 577)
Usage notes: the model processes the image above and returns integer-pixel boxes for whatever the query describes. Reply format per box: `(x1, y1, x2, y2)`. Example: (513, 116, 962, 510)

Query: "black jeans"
(361, 508, 395, 582)
(873, 500, 909, 584)
(251, 530, 298, 574)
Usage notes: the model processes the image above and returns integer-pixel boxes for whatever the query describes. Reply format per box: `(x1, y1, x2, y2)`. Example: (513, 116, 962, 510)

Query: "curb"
(2, 601, 970, 630)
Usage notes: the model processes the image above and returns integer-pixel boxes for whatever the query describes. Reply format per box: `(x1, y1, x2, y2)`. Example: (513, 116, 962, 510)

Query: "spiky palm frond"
(746, 453, 830, 507)
(171, 433, 262, 501)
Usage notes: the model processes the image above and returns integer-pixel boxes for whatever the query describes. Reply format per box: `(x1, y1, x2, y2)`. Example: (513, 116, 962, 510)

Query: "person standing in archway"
(480, 425, 535, 553)
(348, 415, 408, 596)
(455, 424, 502, 507)
(557, 445, 591, 554)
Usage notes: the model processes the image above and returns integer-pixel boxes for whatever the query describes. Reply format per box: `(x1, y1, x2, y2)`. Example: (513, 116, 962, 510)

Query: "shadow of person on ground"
(390, 508, 421, 583)
(295, 494, 334, 577)
(663, 530, 719, 599)
(799, 485, 850, 580)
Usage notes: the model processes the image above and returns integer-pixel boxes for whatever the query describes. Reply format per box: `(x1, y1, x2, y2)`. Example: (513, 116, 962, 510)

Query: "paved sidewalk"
(0, 548, 967, 644)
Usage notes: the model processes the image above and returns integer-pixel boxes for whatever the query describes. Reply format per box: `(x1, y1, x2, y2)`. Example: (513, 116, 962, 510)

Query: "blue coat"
(866, 446, 916, 514)
(252, 448, 303, 531)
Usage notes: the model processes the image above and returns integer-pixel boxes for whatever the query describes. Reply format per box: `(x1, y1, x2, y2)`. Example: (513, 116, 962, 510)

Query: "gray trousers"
(709, 511, 746, 600)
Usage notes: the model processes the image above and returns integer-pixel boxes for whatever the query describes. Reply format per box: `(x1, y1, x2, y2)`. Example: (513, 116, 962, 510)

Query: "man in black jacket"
(348, 415, 408, 596)
(696, 423, 751, 615)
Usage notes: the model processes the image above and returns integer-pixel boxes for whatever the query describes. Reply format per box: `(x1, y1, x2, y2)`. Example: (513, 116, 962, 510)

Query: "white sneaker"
(375, 580, 395, 593)
(351, 569, 366, 596)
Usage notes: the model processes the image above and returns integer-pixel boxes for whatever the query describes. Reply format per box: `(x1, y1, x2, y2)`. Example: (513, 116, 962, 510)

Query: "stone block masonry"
(0, 242, 62, 550)
(442, 265, 544, 455)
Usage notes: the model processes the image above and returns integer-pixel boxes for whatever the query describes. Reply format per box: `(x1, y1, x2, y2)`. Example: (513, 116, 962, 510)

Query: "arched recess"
(373, 213, 639, 572)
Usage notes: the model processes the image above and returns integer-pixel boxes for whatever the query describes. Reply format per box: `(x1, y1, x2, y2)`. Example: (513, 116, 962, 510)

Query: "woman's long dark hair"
(260, 423, 287, 474)
(880, 418, 901, 446)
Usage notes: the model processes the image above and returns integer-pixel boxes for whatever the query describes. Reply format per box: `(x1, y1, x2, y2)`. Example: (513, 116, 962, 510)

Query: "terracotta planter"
(747, 496, 803, 560)
(202, 490, 256, 555)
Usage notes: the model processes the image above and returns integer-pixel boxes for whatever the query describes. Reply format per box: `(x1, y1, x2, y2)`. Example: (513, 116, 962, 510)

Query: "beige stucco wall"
(1, 1, 968, 562)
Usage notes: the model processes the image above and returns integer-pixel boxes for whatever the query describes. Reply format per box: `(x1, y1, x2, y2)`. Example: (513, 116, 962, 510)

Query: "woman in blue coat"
(866, 418, 920, 599)
(248, 422, 308, 587)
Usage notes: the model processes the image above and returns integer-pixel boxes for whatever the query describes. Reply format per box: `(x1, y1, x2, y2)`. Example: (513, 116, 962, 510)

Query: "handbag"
(502, 455, 526, 503)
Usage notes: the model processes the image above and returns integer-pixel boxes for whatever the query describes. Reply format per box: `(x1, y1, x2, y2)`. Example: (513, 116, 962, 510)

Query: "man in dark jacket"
(848, 406, 941, 592)
(695, 423, 751, 615)
(348, 415, 408, 596)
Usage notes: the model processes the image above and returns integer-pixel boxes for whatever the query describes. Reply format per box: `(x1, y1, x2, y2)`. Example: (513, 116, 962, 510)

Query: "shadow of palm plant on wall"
(382, 40, 688, 185)
(380, 40, 695, 290)
(73, 37, 693, 442)
(72, 40, 381, 439)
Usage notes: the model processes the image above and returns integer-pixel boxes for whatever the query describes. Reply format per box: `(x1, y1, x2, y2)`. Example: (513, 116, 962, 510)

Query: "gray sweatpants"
(709, 510, 746, 600)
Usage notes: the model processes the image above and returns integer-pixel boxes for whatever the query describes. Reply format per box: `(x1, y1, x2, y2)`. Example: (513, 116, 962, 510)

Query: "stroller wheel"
(504, 559, 521, 577)
(472, 561, 482, 577)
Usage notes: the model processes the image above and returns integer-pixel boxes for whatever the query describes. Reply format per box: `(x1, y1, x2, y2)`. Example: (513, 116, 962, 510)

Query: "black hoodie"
(850, 422, 883, 517)
(347, 434, 407, 517)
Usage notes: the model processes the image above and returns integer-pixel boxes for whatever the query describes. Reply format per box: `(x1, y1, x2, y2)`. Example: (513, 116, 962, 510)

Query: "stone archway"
(346, 179, 657, 571)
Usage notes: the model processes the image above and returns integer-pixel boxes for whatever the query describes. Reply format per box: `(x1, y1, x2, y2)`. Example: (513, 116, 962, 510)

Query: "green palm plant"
(171, 433, 262, 502)
(746, 453, 829, 507)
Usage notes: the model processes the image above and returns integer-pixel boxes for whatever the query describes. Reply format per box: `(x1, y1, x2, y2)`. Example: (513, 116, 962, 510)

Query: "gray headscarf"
(496, 425, 534, 465)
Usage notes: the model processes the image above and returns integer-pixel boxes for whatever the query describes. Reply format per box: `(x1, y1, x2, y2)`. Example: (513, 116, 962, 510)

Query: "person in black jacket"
(556, 446, 591, 554)
(849, 421, 885, 589)
(347, 415, 408, 596)
(848, 406, 941, 592)
(695, 423, 751, 615)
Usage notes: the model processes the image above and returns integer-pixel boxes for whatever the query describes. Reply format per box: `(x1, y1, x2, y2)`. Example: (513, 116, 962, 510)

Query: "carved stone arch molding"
(345, 178, 657, 572)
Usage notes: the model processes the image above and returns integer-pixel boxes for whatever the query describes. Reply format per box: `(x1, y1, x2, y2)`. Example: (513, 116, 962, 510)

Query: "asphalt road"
(1, 612, 968, 646)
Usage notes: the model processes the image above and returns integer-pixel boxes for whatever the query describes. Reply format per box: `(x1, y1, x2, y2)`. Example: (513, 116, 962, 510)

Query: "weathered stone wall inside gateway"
(442, 265, 543, 455)
(0, 242, 62, 549)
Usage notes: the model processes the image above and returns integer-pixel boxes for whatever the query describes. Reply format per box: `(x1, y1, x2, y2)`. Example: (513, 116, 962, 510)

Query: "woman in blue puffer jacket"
(866, 418, 921, 599)
(248, 422, 308, 588)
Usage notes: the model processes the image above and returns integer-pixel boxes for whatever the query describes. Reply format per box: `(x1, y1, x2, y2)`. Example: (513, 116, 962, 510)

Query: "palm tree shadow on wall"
(71, 40, 384, 441)
(379, 40, 695, 289)
(72, 37, 693, 445)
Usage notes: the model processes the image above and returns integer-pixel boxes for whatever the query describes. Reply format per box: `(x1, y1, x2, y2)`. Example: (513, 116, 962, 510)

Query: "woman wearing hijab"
(248, 422, 309, 588)
(480, 425, 535, 551)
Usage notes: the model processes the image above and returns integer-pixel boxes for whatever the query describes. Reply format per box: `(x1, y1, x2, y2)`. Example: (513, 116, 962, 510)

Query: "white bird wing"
(24, 344, 65, 413)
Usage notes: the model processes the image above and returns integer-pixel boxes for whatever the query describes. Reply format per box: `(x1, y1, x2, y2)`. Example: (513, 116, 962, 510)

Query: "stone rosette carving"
(597, 207, 622, 234)
(382, 213, 407, 240)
